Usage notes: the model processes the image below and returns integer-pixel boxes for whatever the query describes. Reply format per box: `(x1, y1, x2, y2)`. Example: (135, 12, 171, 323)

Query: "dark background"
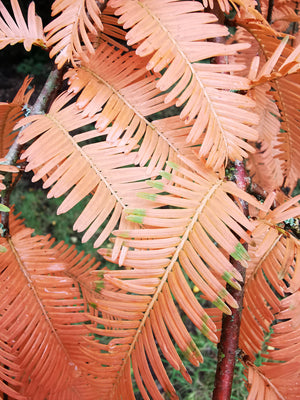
(0, 0, 53, 102)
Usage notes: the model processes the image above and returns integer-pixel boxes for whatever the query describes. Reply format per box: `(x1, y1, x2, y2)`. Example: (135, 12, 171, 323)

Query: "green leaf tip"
(160, 171, 172, 180)
(221, 271, 241, 290)
(126, 208, 146, 216)
(126, 215, 144, 224)
(166, 161, 179, 170)
(95, 280, 104, 293)
(0, 245, 7, 253)
(222, 271, 232, 283)
(89, 302, 97, 309)
(213, 298, 231, 314)
(201, 323, 210, 337)
(202, 314, 210, 324)
(147, 180, 164, 190)
(0, 204, 10, 212)
(231, 242, 250, 261)
(137, 192, 157, 202)
(183, 339, 202, 362)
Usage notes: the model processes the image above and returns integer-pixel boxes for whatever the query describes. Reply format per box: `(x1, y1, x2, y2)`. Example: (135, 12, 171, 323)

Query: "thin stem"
(1, 68, 64, 236)
(212, 260, 246, 400)
(212, 161, 249, 400)
(234, 160, 250, 214)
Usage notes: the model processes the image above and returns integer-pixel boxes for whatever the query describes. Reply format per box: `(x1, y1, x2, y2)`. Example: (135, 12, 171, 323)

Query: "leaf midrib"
(110, 178, 223, 398)
(47, 113, 127, 209)
(135, 0, 230, 155)
(81, 63, 179, 155)
(8, 237, 75, 367)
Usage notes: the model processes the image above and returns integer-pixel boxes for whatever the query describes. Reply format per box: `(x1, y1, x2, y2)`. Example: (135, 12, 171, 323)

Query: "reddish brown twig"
(0, 68, 64, 236)
(212, 161, 249, 400)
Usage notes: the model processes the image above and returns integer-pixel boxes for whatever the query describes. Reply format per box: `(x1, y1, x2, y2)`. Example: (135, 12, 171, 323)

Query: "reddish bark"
(212, 258, 246, 400)
(212, 161, 249, 400)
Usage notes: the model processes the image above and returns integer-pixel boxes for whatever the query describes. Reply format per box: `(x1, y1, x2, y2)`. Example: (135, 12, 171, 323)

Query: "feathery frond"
(258, 290, 300, 399)
(228, 27, 262, 77)
(90, 6, 127, 50)
(0, 76, 33, 158)
(0, 214, 109, 400)
(65, 42, 168, 146)
(108, 0, 259, 170)
(95, 162, 268, 398)
(243, 287, 300, 400)
(237, 192, 300, 398)
(202, 0, 257, 15)
(239, 21, 300, 191)
(240, 193, 300, 358)
(45, 0, 105, 68)
(260, 0, 300, 32)
(246, 83, 284, 192)
(15, 91, 165, 248)
(65, 42, 211, 175)
(244, 363, 286, 400)
(0, 0, 45, 51)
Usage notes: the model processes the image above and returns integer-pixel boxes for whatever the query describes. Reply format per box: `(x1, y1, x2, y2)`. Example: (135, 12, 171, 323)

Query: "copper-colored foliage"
(0, 214, 106, 399)
(109, 0, 259, 170)
(0, 161, 19, 191)
(0, 76, 33, 158)
(0, 76, 33, 193)
(244, 285, 300, 400)
(64, 42, 169, 150)
(1, 0, 300, 399)
(239, 194, 300, 399)
(202, 0, 257, 15)
(45, 0, 105, 68)
(89, 6, 128, 51)
(0, 0, 45, 51)
(246, 84, 284, 193)
(239, 21, 300, 192)
(259, 290, 300, 399)
(245, 363, 286, 400)
(95, 162, 270, 397)
(15, 91, 166, 248)
(64, 43, 214, 175)
(260, 0, 300, 32)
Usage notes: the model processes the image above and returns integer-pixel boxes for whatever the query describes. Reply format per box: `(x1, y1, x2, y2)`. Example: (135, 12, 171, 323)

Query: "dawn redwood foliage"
(0, 0, 299, 399)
